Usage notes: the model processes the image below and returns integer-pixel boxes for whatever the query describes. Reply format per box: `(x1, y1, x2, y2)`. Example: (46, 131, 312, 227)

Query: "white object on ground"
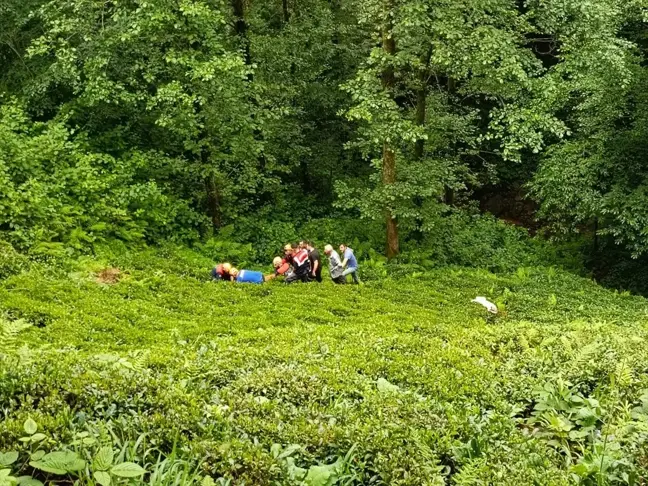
(472, 296, 498, 314)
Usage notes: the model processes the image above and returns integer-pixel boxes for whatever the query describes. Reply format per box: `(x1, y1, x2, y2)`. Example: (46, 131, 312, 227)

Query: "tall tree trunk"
(383, 143, 399, 259)
(382, 3, 399, 259)
(282, 0, 290, 23)
(413, 84, 426, 160)
(205, 175, 222, 229)
(445, 76, 456, 205)
(414, 48, 432, 160)
(232, 0, 251, 70)
(412, 54, 430, 242)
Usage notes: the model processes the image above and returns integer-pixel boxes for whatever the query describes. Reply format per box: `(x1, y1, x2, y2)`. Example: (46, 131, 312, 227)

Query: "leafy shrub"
(401, 210, 585, 273)
(0, 240, 28, 279)
(199, 228, 255, 268)
(300, 217, 384, 251)
(0, 101, 205, 251)
(229, 217, 300, 262)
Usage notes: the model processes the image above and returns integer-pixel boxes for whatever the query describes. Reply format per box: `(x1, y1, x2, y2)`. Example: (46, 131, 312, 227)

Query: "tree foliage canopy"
(1, 0, 648, 257)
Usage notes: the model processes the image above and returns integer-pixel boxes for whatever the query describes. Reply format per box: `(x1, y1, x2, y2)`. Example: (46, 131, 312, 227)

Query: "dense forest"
(6, 2, 648, 484)
(2, 0, 648, 285)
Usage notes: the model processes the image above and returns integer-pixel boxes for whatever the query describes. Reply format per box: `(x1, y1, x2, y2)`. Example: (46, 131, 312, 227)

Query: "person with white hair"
(265, 256, 293, 281)
(211, 262, 233, 281)
(324, 244, 346, 284)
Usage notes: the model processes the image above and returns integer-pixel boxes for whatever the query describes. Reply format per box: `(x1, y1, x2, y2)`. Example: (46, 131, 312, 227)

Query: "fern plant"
(0, 317, 31, 358)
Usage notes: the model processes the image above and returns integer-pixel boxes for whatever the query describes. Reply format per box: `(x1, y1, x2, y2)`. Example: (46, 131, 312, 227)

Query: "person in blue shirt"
(339, 244, 360, 284)
(230, 268, 265, 284)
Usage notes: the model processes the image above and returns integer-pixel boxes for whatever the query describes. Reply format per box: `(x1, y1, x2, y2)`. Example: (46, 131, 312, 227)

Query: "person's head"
(324, 244, 333, 255)
(230, 268, 239, 278)
(306, 240, 314, 250)
(283, 244, 294, 255)
(298, 240, 308, 250)
(339, 244, 347, 253)
(272, 256, 282, 268)
(222, 262, 232, 273)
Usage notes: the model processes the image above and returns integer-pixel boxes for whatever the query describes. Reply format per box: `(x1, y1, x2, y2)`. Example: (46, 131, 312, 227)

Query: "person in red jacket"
(282, 244, 311, 283)
(265, 256, 292, 281)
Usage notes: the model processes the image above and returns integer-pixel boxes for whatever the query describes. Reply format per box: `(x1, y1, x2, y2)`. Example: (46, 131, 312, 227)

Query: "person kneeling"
(339, 244, 360, 284)
(324, 245, 346, 284)
(265, 256, 292, 282)
(282, 244, 311, 284)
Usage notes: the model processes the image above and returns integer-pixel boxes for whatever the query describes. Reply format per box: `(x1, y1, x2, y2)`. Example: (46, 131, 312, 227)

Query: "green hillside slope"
(1, 256, 648, 485)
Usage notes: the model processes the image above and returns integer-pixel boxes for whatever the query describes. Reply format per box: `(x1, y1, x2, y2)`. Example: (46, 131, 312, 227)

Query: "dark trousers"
(332, 275, 346, 284)
(285, 266, 310, 284)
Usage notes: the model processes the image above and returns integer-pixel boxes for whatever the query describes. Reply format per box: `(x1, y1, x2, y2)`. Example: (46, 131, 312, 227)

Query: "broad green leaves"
(109, 462, 146, 478)
(22, 419, 36, 436)
(92, 447, 114, 472)
(0, 453, 18, 468)
(29, 451, 85, 475)
(0, 469, 18, 486)
(93, 471, 111, 486)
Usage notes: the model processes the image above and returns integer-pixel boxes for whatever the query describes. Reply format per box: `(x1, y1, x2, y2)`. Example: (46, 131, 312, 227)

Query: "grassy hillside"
(1, 250, 648, 485)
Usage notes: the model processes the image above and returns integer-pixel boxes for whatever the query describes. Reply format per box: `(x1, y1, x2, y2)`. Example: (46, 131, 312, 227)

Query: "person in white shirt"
(324, 245, 346, 284)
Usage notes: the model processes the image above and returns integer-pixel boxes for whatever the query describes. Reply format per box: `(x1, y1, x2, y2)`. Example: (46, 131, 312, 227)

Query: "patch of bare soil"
(96, 267, 121, 284)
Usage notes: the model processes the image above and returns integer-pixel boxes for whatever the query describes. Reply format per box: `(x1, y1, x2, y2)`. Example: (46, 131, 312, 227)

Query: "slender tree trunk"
(412, 54, 430, 242)
(382, 3, 399, 259)
(414, 85, 426, 160)
(232, 0, 251, 70)
(445, 75, 456, 205)
(282, 0, 290, 23)
(414, 48, 432, 160)
(383, 143, 399, 258)
(205, 175, 222, 229)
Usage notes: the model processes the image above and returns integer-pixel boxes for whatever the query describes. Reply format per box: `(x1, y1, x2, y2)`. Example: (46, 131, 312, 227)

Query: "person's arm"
(341, 254, 348, 268)
(312, 259, 319, 275)
(267, 263, 290, 281)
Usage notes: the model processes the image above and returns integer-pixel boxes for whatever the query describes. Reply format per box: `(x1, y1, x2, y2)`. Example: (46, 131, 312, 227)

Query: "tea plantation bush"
(1, 250, 648, 485)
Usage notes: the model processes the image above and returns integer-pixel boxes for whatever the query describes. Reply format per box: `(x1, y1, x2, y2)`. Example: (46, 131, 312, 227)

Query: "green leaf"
(304, 464, 336, 486)
(29, 434, 46, 443)
(0, 452, 18, 467)
(93, 446, 114, 471)
(201, 477, 215, 486)
(110, 462, 146, 478)
(0, 469, 17, 486)
(277, 445, 301, 460)
(17, 478, 43, 486)
(30, 451, 85, 475)
(93, 471, 111, 486)
(29, 451, 45, 462)
(23, 419, 37, 436)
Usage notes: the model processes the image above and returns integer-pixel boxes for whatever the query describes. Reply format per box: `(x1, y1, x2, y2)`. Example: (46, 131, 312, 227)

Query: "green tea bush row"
(1, 255, 648, 484)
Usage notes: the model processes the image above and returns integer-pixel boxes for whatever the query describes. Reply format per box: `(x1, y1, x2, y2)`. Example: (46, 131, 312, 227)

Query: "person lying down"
(229, 268, 265, 284)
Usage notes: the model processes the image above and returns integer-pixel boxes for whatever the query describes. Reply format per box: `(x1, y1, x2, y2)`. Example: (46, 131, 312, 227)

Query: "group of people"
(211, 241, 361, 285)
